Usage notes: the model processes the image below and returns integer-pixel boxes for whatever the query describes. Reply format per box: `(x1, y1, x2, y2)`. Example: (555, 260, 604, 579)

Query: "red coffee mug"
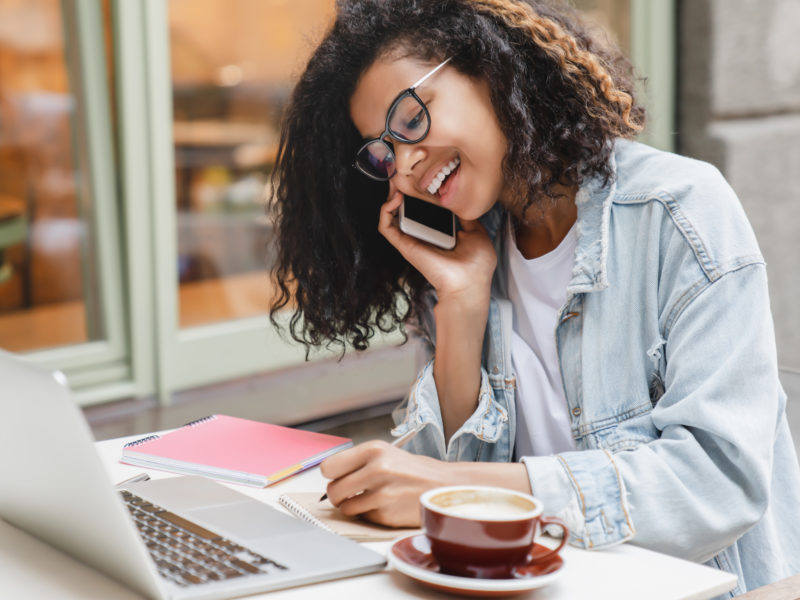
(419, 485, 568, 579)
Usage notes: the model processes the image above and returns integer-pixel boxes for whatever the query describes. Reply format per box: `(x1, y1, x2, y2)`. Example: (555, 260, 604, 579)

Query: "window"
(0, 0, 108, 352)
(168, 0, 334, 328)
(576, 0, 676, 150)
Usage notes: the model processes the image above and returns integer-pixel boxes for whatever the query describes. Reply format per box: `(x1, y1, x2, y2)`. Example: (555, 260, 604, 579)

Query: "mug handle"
(531, 516, 569, 562)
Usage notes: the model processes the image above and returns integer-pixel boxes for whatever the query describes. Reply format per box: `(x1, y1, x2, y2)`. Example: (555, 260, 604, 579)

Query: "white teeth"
(426, 157, 460, 194)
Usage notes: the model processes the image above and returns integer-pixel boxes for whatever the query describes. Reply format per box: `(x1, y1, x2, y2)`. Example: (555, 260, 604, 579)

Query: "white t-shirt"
(506, 216, 578, 458)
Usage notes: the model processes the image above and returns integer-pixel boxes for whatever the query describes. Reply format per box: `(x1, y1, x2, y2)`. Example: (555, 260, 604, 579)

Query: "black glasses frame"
(352, 90, 430, 181)
(352, 58, 451, 182)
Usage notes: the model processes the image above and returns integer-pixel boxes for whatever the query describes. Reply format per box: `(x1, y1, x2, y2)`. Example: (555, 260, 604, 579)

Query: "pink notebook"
(120, 414, 352, 487)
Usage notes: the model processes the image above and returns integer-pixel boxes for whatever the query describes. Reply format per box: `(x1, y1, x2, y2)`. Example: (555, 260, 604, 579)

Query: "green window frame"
(631, 0, 677, 152)
(24, 0, 133, 405)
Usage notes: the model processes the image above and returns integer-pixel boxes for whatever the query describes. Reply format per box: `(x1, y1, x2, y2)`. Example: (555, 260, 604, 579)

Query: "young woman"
(269, 0, 800, 594)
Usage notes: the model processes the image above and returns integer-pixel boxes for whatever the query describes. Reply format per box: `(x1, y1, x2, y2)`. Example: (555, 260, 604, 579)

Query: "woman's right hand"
(378, 188, 497, 302)
(379, 187, 495, 440)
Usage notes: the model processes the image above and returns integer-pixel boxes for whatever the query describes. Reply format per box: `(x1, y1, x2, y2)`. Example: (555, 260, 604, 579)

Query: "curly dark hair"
(269, 0, 645, 355)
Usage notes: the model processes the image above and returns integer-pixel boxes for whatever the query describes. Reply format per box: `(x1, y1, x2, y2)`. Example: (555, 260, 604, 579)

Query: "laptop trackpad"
(127, 476, 311, 538)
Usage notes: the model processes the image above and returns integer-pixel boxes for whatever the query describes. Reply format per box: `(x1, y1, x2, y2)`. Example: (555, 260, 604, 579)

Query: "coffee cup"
(419, 485, 568, 579)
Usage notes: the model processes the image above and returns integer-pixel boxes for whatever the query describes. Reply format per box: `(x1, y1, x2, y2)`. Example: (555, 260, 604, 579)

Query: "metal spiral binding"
(123, 434, 160, 448)
(183, 415, 218, 428)
(278, 495, 334, 533)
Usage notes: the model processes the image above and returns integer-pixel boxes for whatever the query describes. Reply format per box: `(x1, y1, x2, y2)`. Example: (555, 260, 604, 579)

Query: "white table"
(0, 434, 738, 600)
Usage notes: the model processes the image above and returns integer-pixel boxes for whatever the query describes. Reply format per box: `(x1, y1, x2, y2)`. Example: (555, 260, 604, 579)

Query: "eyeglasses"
(353, 58, 451, 181)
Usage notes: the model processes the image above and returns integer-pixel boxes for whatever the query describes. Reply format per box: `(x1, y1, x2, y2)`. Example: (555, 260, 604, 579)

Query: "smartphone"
(399, 194, 456, 250)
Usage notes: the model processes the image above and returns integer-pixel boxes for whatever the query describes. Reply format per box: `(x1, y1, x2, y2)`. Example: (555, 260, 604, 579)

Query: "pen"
(318, 427, 421, 502)
(115, 472, 151, 488)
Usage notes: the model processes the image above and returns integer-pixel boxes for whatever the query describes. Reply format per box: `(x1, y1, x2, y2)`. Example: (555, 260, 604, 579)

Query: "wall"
(679, 0, 800, 402)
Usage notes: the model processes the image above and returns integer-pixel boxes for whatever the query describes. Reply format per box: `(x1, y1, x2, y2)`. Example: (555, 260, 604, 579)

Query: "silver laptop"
(0, 350, 386, 599)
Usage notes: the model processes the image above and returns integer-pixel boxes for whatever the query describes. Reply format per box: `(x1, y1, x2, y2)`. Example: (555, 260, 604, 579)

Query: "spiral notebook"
(278, 492, 421, 542)
(120, 414, 352, 487)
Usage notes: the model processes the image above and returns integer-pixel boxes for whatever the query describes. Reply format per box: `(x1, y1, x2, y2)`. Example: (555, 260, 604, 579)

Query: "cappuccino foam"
(441, 500, 532, 519)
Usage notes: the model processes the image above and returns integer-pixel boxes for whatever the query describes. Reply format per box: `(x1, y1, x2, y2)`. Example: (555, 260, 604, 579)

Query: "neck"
(510, 184, 578, 260)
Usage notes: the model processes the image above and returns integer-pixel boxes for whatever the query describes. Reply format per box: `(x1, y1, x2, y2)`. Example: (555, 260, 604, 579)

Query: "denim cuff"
(520, 455, 581, 535)
(522, 450, 636, 549)
(392, 359, 509, 462)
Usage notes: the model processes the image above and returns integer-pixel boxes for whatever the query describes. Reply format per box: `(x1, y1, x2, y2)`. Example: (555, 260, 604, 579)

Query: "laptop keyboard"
(120, 490, 288, 587)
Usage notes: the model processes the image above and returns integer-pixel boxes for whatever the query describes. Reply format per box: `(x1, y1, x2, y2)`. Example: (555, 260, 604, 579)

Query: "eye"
(389, 95, 428, 140)
(407, 108, 425, 130)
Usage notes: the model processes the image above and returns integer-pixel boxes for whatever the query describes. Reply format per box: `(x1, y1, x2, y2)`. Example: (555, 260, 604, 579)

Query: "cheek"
(484, 124, 510, 198)
(473, 129, 507, 199)
(458, 107, 506, 181)
(483, 121, 508, 173)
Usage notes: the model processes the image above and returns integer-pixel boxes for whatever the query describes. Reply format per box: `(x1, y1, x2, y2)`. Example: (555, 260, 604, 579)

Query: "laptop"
(0, 350, 386, 599)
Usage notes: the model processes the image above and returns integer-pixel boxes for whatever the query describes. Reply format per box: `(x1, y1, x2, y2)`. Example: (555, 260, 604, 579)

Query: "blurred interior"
(0, 0, 93, 351)
(168, 0, 333, 328)
(0, 0, 335, 351)
(0, 0, 633, 431)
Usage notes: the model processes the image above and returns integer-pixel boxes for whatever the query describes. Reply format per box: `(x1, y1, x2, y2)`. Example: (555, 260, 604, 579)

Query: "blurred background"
(0, 0, 798, 445)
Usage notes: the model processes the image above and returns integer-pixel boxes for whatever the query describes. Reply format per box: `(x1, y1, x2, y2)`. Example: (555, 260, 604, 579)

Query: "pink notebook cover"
(120, 414, 351, 486)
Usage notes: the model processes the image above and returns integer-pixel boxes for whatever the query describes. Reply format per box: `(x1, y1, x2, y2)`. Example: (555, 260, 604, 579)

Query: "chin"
(454, 207, 490, 223)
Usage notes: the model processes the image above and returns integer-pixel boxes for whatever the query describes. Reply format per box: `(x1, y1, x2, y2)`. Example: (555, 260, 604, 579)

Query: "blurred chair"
(0, 194, 26, 285)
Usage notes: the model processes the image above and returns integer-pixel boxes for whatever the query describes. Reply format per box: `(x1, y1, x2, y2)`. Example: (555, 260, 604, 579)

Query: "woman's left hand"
(320, 440, 449, 527)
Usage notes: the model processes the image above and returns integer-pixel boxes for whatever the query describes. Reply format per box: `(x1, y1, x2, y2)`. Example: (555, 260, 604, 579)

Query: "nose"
(393, 142, 425, 177)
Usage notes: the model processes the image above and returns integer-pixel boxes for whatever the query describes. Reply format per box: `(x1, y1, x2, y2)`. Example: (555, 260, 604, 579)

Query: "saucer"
(388, 534, 565, 597)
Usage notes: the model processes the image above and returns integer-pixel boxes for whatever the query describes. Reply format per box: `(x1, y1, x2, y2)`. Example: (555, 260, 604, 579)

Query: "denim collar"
(481, 152, 616, 300)
(568, 153, 616, 296)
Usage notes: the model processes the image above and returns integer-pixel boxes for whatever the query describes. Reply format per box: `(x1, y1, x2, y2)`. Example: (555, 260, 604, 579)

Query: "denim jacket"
(391, 140, 800, 596)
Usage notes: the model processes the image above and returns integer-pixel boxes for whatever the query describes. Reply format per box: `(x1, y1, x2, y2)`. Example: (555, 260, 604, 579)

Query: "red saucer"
(388, 534, 565, 597)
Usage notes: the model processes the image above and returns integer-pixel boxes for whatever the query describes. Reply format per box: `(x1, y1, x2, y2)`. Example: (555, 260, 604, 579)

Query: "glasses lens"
(356, 140, 395, 180)
(388, 94, 429, 142)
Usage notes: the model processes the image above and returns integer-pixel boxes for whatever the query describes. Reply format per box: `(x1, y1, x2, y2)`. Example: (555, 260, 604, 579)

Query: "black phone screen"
(403, 195, 454, 235)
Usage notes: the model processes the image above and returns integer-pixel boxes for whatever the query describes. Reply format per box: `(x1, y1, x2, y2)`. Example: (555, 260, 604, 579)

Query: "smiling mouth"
(427, 157, 461, 195)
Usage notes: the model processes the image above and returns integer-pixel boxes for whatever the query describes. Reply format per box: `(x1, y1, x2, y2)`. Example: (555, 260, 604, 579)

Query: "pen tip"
(318, 493, 328, 502)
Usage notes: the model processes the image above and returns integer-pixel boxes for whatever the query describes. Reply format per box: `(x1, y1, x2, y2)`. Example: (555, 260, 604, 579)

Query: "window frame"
(23, 0, 132, 405)
(631, 0, 677, 152)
